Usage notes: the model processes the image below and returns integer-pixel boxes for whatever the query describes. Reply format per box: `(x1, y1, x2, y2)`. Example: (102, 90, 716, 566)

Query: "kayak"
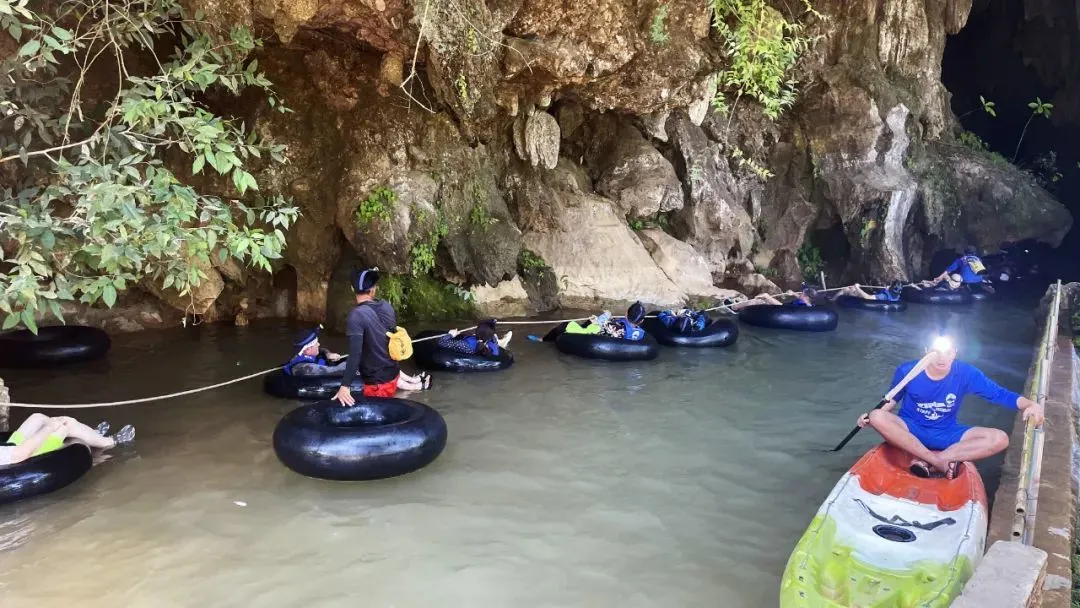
(780, 443, 987, 607)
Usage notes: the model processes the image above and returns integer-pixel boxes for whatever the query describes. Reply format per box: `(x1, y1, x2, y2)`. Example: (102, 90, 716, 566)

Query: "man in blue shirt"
(857, 336, 1043, 479)
(931, 246, 987, 288)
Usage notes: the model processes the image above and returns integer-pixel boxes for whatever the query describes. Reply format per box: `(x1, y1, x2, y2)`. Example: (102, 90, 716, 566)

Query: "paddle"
(828, 352, 936, 452)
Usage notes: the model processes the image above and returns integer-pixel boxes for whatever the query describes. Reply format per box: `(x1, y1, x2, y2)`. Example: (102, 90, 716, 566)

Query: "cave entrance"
(272, 264, 298, 318)
(806, 221, 850, 286)
(942, 0, 1080, 272)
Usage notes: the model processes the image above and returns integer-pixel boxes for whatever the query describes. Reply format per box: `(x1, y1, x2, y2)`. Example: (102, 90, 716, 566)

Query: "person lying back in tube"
(439, 318, 512, 356)
(728, 286, 816, 310)
(830, 281, 904, 302)
(657, 307, 709, 334)
(0, 414, 134, 466)
(564, 301, 647, 341)
(856, 335, 1044, 479)
(282, 326, 347, 377)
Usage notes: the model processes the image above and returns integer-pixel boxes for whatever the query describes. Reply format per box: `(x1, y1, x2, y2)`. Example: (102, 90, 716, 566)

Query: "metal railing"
(1011, 279, 1063, 544)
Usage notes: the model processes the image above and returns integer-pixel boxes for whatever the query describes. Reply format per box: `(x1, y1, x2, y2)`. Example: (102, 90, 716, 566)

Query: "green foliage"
(455, 73, 469, 104)
(710, 0, 820, 121)
(354, 187, 396, 226)
(797, 243, 823, 284)
(729, 146, 774, 180)
(0, 0, 297, 330)
(650, 5, 671, 44)
(958, 131, 1011, 167)
(1013, 97, 1053, 162)
(379, 273, 474, 323)
(628, 217, 646, 231)
(859, 219, 877, 248)
(517, 248, 551, 279)
(754, 265, 777, 278)
(410, 217, 449, 276)
(980, 95, 997, 118)
(468, 181, 496, 229)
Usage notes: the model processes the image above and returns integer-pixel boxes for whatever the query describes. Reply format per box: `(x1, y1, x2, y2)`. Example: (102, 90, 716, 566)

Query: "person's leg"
(397, 373, 423, 391)
(867, 409, 944, 469)
(936, 427, 1009, 465)
(10, 413, 50, 443)
(55, 418, 115, 450)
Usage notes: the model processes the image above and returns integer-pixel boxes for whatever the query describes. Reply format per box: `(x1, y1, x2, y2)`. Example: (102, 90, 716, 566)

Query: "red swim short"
(362, 375, 399, 398)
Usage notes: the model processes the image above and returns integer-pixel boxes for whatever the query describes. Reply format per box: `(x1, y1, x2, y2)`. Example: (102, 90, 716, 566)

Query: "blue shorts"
(901, 418, 971, 451)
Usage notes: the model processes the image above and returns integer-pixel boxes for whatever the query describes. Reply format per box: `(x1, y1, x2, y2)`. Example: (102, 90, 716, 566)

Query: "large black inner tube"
(0, 434, 92, 505)
(411, 330, 514, 372)
(902, 286, 973, 306)
(263, 369, 365, 400)
(0, 325, 111, 368)
(738, 305, 839, 332)
(641, 316, 739, 347)
(554, 331, 660, 361)
(835, 295, 908, 312)
(272, 399, 447, 481)
(967, 283, 993, 301)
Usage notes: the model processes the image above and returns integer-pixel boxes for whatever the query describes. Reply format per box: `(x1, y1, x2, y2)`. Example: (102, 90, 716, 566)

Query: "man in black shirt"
(333, 268, 419, 405)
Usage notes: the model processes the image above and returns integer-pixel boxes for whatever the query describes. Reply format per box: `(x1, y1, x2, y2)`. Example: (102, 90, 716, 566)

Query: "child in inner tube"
(564, 302, 647, 341)
(0, 414, 134, 466)
(283, 326, 347, 377)
(831, 280, 905, 302)
(439, 319, 513, 356)
(657, 308, 709, 334)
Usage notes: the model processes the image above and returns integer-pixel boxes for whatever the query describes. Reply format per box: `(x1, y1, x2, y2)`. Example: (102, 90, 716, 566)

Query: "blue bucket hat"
(353, 267, 381, 293)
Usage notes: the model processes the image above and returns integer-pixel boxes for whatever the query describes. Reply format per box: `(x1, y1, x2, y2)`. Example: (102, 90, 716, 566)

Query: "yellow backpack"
(964, 256, 986, 274)
(386, 326, 413, 361)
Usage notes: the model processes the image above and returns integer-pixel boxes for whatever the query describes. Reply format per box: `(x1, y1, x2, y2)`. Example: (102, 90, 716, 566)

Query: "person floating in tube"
(657, 307, 710, 334)
(282, 326, 346, 376)
(830, 281, 904, 302)
(917, 246, 993, 294)
(438, 319, 512, 356)
(563, 302, 648, 341)
(0, 414, 134, 466)
(728, 286, 816, 310)
(332, 267, 430, 406)
(855, 335, 1043, 479)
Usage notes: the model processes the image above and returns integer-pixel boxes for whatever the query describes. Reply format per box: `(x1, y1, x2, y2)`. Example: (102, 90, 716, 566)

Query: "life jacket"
(283, 351, 329, 376)
(963, 255, 986, 274)
(691, 312, 708, 331)
(615, 318, 645, 341)
(875, 290, 901, 302)
(790, 299, 811, 307)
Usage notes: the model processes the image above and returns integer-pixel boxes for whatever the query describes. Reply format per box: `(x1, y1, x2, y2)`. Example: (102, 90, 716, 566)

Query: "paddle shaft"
(829, 353, 936, 452)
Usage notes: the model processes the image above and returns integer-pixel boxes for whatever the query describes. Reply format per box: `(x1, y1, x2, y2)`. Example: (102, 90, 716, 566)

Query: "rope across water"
(0, 282, 904, 409)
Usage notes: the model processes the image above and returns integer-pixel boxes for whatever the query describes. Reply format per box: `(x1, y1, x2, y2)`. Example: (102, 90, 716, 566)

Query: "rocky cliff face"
(85, 0, 1076, 329)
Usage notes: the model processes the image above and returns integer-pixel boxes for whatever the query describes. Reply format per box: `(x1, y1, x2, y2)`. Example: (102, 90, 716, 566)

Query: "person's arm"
(966, 366, 1044, 423)
(333, 318, 365, 406)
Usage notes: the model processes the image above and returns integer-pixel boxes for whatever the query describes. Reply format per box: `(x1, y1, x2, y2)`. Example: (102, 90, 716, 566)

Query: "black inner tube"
(411, 330, 514, 372)
(834, 295, 908, 312)
(738, 305, 839, 332)
(263, 370, 365, 400)
(554, 331, 660, 361)
(901, 286, 973, 306)
(0, 434, 92, 505)
(272, 399, 448, 481)
(0, 325, 111, 368)
(641, 316, 739, 347)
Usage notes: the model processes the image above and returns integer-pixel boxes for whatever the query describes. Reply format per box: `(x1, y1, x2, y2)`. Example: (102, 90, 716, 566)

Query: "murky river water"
(0, 300, 1036, 607)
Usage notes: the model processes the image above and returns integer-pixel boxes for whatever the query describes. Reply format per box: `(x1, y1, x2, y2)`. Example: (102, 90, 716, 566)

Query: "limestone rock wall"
(61, 0, 1075, 330)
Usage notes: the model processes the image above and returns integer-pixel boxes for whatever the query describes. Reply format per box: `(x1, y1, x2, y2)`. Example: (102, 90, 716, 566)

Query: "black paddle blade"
(828, 399, 887, 452)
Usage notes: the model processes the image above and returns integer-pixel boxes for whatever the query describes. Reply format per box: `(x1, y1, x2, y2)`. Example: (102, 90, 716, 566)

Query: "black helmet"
(352, 267, 381, 293)
(627, 301, 646, 325)
(294, 326, 322, 348)
(889, 280, 904, 296)
(802, 286, 818, 299)
(964, 245, 977, 255)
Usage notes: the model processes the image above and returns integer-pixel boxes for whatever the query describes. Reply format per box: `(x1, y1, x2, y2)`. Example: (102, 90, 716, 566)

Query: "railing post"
(0, 377, 9, 433)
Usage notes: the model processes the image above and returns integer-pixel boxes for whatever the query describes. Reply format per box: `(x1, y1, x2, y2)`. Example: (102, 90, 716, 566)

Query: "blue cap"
(353, 267, 380, 293)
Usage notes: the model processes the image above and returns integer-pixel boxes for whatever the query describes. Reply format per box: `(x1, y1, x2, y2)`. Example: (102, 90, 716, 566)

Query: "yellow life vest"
(386, 326, 413, 361)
